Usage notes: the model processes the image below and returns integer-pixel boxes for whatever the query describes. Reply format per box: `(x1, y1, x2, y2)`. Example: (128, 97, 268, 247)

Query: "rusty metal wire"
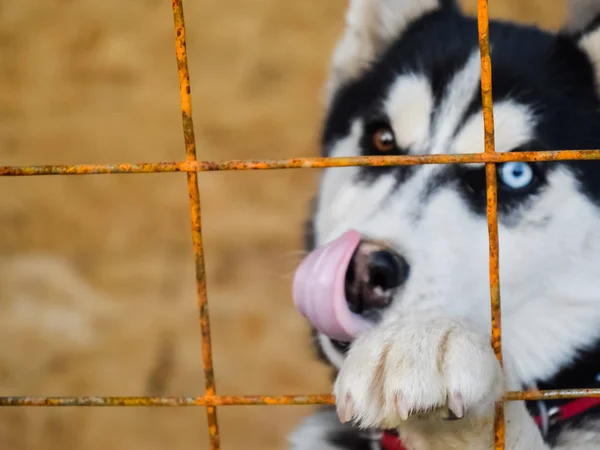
(477, 0, 505, 448)
(0, 395, 336, 407)
(2, 390, 600, 407)
(172, 0, 220, 448)
(2, 150, 600, 176)
(0, 0, 598, 449)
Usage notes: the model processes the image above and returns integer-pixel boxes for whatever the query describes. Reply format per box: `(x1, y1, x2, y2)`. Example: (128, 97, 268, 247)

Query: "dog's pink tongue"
(292, 230, 372, 342)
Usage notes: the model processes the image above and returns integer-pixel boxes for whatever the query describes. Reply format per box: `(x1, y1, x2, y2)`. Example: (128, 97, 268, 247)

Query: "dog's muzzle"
(292, 230, 409, 342)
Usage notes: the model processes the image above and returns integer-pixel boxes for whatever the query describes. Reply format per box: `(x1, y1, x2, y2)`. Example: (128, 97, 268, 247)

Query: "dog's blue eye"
(498, 162, 534, 190)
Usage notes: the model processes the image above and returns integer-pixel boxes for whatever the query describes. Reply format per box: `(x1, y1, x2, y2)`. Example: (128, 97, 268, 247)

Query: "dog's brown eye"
(373, 127, 396, 152)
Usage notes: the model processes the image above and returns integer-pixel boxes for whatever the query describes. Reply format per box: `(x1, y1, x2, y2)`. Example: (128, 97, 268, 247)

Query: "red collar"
(380, 397, 600, 450)
(531, 396, 600, 429)
(381, 431, 406, 450)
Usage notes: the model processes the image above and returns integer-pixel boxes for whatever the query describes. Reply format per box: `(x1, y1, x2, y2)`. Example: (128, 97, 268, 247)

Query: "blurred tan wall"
(0, 1, 566, 449)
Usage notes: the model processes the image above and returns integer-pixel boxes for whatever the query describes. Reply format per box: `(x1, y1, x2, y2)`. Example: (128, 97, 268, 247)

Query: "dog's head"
(298, 0, 600, 388)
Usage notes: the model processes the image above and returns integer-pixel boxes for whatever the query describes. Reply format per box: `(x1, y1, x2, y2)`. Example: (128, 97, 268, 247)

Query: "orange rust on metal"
(477, 0, 494, 157)
(3, 150, 600, 177)
(0, 162, 186, 176)
(172, 0, 194, 162)
(0, 395, 336, 407)
(506, 389, 600, 401)
(486, 162, 502, 365)
(3, 390, 600, 407)
(477, 0, 504, 448)
(493, 401, 504, 449)
(0, 1, 595, 448)
(172, 0, 220, 448)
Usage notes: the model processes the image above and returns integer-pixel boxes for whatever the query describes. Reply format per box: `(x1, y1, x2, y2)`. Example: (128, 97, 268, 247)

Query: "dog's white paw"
(333, 317, 504, 430)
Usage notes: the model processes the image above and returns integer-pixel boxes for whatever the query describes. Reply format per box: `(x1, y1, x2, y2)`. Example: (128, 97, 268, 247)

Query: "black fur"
(322, 9, 600, 219)
(528, 340, 600, 445)
(299, 4, 600, 449)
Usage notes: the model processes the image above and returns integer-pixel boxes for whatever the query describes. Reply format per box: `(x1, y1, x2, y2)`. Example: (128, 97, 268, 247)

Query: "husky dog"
(289, 0, 600, 449)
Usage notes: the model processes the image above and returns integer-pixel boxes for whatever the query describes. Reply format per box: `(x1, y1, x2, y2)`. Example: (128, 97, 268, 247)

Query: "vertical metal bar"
(171, 1, 220, 449)
(476, 0, 504, 448)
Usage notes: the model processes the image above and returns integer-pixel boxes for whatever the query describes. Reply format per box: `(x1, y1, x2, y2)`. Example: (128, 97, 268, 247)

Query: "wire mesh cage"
(2, 1, 600, 449)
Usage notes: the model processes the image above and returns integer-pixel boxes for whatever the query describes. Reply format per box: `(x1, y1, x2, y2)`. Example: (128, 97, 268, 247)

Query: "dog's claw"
(395, 393, 410, 420)
(448, 392, 464, 419)
(337, 394, 354, 424)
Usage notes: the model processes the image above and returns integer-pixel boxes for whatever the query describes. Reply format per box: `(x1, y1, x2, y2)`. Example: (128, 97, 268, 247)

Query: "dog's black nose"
(345, 243, 409, 315)
(368, 250, 409, 292)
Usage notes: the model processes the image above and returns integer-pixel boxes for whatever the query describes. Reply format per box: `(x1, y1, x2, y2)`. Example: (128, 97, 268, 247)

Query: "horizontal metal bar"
(505, 389, 600, 401)
(1, 390, 599, 406)
(0, 395, 335, 406)
(2, 149, 600, 176)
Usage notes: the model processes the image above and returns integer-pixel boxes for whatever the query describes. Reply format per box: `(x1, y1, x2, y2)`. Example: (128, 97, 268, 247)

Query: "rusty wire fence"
(1, 0, 600, 449)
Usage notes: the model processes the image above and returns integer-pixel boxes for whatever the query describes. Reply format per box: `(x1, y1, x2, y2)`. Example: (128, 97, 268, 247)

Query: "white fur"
(334, 316, 553, 449)
(430, 50, 482, 154)
(289, 409, 381, 450)
(578, 28, 600, 95)
(325, 0, 441, 105)
(566, 0, 600, 95)
(313, 46, 600, 450)
(554, 420, 600, 448)
(314, 94, 600, 448)
(318, 332, 345, 369)
(334, 316, 504, 427)
(298, 0, 600, 448)
(385, 75, 433, 150)
(565, 0, 600, 34)
(453, 101, 537, 154)
(289, 410, 351, 450)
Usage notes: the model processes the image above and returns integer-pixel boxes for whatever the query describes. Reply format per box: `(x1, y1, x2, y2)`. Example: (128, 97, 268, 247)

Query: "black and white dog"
(289, 0, 600, 448)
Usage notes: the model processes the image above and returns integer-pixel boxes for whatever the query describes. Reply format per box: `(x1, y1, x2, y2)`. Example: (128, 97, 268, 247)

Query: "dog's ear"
(563, 0, 600, 34)
(562, 0, 600, 93)
(324, 0, 458, 107)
